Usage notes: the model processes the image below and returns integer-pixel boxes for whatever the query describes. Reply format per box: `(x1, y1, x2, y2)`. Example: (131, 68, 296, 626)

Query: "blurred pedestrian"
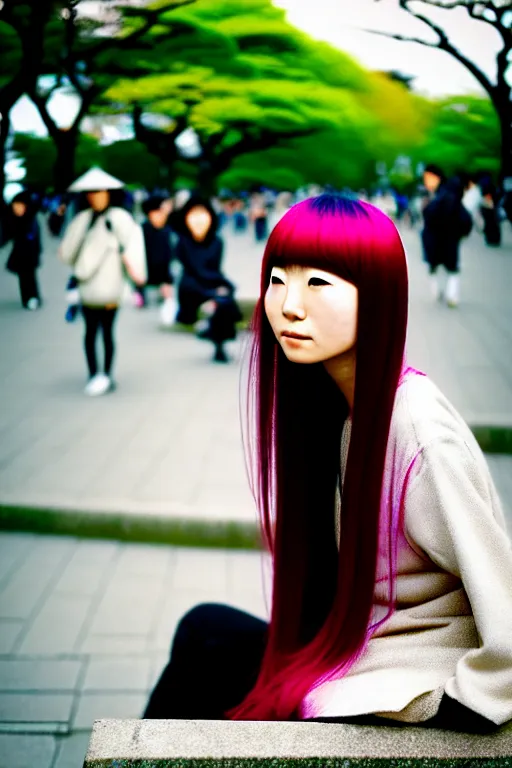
(233, 198, 248, 232)
(47, 196, 68, 238)
(249, 191, 269, 242)
(58, 167, 147, 396)
(4, 191, 42, 310)
(135, 196, 175, 317)
(460, 175, 483, 231)
(478, 174, 501, 247)
(173, 195, 241, 363)
(421, 166, 472, 308)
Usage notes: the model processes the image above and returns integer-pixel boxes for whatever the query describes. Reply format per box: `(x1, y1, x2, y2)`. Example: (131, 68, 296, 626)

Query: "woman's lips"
(281, 331, 311, 340)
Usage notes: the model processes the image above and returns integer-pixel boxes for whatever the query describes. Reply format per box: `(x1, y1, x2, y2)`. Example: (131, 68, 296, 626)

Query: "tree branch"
(361, 27, 441, 48)
(132, 104, 188, 167)
(209, 125, 319, 173)
(28, 90, 61, 140)
(465, 1, 509, 44)
(76, 0, 197, 61)
(365, 0, 497, 97)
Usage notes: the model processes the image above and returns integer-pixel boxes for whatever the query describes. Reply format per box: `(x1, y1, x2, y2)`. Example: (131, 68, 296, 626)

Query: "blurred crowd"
(1, 165, 510, 397)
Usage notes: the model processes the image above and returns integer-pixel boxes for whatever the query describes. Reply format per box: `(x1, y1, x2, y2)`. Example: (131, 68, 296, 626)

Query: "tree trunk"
(53, 129, 79, 192)
(132, 106, 181, 185)
(0, 110, 10, 206)
(498, 102, 512, 185)
(196, 158, 218, 197)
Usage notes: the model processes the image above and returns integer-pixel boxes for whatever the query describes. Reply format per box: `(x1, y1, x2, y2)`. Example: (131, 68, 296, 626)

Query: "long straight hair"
(229, 194, 409, 721)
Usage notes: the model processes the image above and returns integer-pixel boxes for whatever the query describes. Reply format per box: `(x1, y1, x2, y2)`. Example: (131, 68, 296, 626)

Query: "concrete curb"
(84, 718, 512, 767)
(0, 426, 510, 550)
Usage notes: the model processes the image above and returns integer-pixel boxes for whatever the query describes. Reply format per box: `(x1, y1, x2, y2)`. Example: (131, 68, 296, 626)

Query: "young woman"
(144, 194, 512, 732)
(59, 168, 146, 396)
(173, 195, 241, 363)
(4, 191, 42, 310)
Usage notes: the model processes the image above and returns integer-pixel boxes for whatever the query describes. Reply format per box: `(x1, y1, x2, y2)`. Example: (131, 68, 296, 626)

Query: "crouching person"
(174, 195, 241, 363)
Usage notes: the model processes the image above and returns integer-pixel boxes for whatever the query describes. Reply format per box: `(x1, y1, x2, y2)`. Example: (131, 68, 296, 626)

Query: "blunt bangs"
(261, 194, 404, 292)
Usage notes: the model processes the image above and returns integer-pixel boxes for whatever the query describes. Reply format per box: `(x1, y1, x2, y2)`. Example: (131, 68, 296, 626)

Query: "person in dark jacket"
(173, 195, 241, 363)
(4, 191, 42, 310)
(421, 168, 472, 308)
(135, 195, 175, 307)
(478, 173, 501, 247)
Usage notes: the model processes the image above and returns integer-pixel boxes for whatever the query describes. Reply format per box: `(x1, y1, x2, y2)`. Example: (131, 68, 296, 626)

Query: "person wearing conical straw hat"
(58, 167, 147, 396)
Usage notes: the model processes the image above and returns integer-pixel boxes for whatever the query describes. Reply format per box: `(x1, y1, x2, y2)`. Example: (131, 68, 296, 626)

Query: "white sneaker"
(27, 298, 39, 310)
(429, 275, 442, 302)
(84, 373, 111, 397)
(445, 275, 460, 308)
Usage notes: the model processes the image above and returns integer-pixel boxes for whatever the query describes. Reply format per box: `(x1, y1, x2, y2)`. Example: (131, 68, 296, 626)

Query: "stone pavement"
(0, 217, 511, 530)
(0, 217, 512, 767)
(0, 532, 271, 767)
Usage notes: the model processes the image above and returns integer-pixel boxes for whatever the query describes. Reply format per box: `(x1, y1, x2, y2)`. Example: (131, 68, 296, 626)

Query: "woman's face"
(148, 207, 167, 229)
(264, 265, 358, 364)
(87, 190, 110, 212)
(185, 205, 212, 241)
(12, 201, 27, 217)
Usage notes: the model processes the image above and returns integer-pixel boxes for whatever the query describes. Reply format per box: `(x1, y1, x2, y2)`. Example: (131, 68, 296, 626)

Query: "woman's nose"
(282, 285, 306, 320)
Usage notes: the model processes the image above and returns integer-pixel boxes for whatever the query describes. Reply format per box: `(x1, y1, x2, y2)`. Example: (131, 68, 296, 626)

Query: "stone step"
(83, 718, 512, 767)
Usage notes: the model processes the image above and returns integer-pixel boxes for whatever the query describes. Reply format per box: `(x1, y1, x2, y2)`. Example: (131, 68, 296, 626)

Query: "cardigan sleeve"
(111, 209, 147, 286)
(404, 435, 512, 726)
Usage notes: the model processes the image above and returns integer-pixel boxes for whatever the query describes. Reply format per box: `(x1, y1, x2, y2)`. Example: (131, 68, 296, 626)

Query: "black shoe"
(213, 345, 229, 363)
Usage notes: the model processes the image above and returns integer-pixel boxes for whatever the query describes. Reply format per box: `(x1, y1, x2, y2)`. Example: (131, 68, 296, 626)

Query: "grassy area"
(0, 505, 262, 550)
(165, 299, 257, 334)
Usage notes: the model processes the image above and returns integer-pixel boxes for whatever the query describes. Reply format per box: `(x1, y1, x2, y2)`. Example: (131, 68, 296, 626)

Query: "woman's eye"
(270, 275, 285, 285)
(309, 277, 330, 286)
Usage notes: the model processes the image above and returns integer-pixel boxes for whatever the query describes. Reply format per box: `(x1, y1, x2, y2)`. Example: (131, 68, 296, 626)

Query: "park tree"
(31, 0, 207, 190)
(368, 0, 512, 182)
(0, 0, 207, 193)
(104, 0, 425, 192)
(0, 1, 57, 202)
(412, 94, 501, 177)
(11, 131, 103, 190)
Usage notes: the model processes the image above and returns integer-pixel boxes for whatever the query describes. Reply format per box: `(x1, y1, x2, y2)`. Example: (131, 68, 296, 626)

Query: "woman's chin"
(281, 347, 319, 364)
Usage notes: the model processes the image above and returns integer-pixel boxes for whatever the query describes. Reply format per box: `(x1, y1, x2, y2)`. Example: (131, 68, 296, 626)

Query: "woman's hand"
(202, 300, 217, 316)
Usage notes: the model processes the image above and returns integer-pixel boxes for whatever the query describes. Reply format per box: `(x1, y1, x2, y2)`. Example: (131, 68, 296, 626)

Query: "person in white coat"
(59, 168, 147, 396)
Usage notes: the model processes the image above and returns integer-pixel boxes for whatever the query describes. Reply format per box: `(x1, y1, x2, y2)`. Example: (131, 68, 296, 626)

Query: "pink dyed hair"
(229, 194, 409, 721)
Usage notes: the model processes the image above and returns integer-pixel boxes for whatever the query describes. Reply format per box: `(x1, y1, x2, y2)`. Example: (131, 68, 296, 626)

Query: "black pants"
(82, 306, 118, 378)
(254, 217, 268, 241)
(144, 604, 494, 731)
(176, 287, 206, 326)
(144, 603, 406, 723)
(144, 604, 267, 719)
(18, 270, 40, 308)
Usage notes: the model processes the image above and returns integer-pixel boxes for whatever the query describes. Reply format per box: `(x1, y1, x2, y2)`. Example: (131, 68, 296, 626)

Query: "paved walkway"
(0, 532, 270, 767)
(0, 217, 511, 765)
(0, 217, 511, 528)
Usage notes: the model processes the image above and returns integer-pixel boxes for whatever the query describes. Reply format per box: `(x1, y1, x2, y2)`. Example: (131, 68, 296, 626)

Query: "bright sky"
(273, 0, 503, 97)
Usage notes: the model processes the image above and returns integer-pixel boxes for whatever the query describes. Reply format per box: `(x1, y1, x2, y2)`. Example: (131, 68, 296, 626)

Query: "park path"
(0, 217, 511, 526)
(0, 216, 511, 767)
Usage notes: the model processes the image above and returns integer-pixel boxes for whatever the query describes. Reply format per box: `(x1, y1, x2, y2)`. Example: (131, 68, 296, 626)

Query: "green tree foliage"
(102, 0, 425, 192)
(11, 131, 103, 189)
(4, 0, 503, 196)
(413, 96, 501, 178)
(369, 0, 511, 180)
(100, 139, 163, 189)
(1, 0, 210, 191)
